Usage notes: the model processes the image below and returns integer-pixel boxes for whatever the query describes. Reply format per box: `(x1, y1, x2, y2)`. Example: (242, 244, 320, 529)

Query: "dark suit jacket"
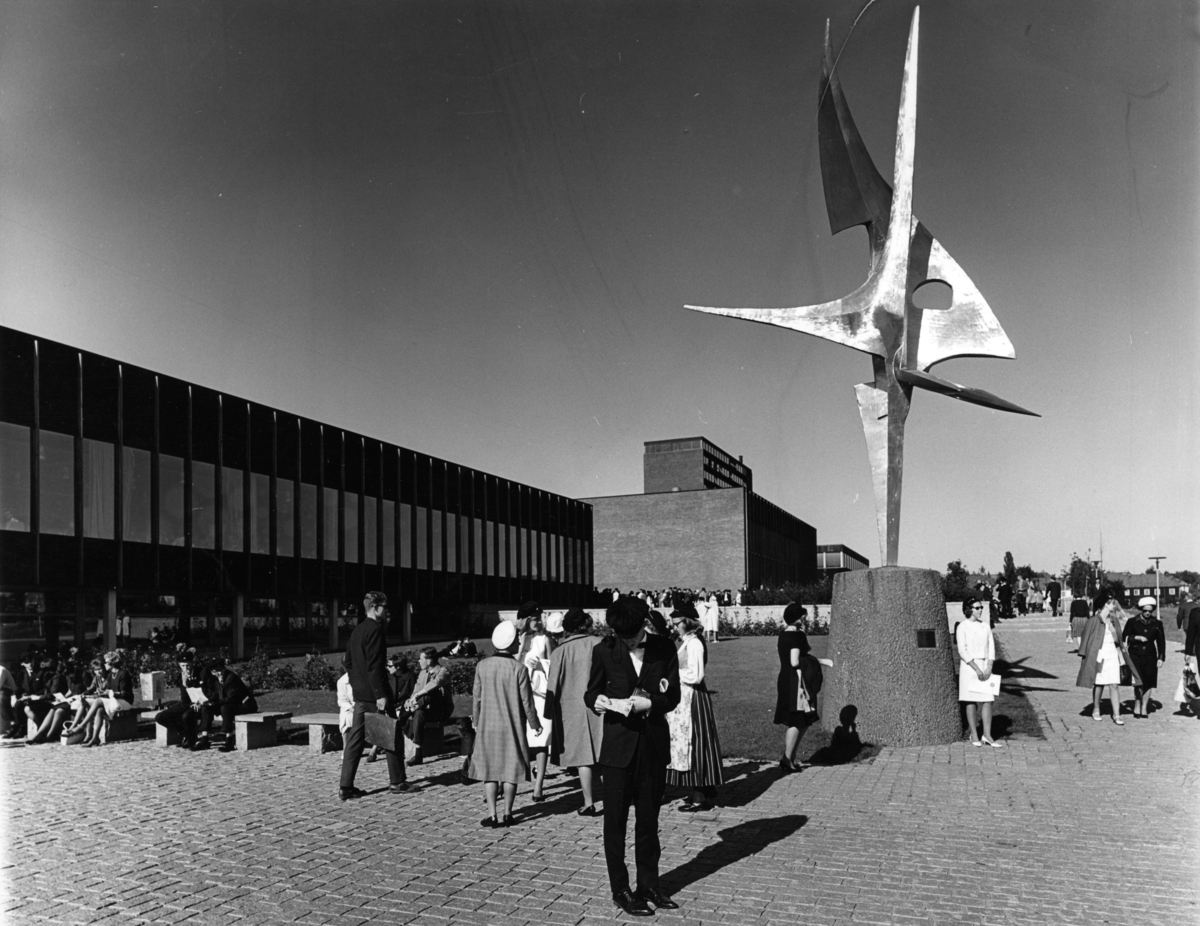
(345, 618, 390, 703)
(215, 669, 256, 712)
(1184, 605, 1200, 658)
(584, 634, 680, 769)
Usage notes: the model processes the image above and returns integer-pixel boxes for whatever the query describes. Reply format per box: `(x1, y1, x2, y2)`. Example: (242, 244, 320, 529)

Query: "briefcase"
(363, 712, 403, 752)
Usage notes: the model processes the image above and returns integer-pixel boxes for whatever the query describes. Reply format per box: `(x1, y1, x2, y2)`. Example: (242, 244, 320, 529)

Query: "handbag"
(363, 711, 404, 752)
(1119, 663, 1132, 687)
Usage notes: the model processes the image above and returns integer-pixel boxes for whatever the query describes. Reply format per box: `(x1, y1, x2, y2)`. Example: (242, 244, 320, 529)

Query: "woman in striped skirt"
(665, 607, 724, 812)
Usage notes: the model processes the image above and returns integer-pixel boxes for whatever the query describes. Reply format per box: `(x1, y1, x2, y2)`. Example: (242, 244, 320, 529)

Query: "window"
(382, 500, 395, 566)
(222, 467, 243, 551)
(82, 438, 115, 539)
(445, 513, 456, 572)
(277, 480, 295, 556)
(159, 453, 184, 546)
(485, 521, 495, 576)
(0, 423, 31, 531)
(193, 462, 215, 549)
(400, 503, 412, 568)
(497, 522, 506, 577)
(473, 518, 483, 576)
(344, 492, 358, 563)
(323, 487, 338, 560)
(363, 495, 377, 565)
(416, 506, 427, 569)
(122, 447, 152, 543)
(39, 430, 74, 536)
(299, 482, 317, 558)
(431, 509, 442, 571)
(509, 525, 519, 576)
(460, 515, 471, 573)
(250, 473, 269, 554)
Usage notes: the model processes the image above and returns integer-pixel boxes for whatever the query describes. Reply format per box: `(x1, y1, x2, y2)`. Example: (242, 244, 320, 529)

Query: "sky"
(2, 0, 1196, 579)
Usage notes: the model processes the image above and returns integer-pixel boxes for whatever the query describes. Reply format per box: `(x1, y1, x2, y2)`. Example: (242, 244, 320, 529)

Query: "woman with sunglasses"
(956, 596, 1003, 746)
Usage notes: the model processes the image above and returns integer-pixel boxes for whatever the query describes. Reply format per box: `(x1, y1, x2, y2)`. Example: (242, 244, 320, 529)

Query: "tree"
(942, 560, 972, 602)
(1015, 564, 1038, 581)
(1175, 569, 1198, 588)
(1002, 551, 1017, 585)
(1065, 553, 1095, 598)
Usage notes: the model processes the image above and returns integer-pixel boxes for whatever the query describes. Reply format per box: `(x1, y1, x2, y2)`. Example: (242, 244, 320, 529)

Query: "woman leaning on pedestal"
(957, 596, 1004, 747)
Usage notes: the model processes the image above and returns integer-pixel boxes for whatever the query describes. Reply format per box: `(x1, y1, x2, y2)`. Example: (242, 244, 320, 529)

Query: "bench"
(100, 706, 144, 744)
(291, 713, 343, 755)
(141, 708, 182, 747)
(233, 712, 292, 751)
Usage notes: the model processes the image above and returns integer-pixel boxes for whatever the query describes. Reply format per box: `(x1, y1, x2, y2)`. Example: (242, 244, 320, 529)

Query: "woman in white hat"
(468, 620, 542, 827)
(1122, 597, 1166, 718)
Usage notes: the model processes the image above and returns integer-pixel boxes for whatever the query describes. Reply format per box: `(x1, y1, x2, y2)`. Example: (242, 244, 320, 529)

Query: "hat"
(544, 611, 564, 634)
(669, 602, 699, 621)
(517, 601, 543, 621)
(491, 621, 518, 650)
(1138, 596, 1157, 609)
(782, 602, 808, 625)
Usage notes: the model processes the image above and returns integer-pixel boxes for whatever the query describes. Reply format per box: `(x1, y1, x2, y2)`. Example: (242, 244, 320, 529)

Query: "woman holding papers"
(77, 651, 135, 747)
(957, 597, 1004, 746)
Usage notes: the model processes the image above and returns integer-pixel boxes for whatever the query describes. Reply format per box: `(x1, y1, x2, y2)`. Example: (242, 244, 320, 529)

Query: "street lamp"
(1149, 556, 1166, 614)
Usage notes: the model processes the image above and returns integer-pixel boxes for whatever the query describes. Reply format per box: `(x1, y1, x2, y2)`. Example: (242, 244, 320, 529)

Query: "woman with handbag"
(1076, 593, 1140, 725)
(518, 613, 555, 801)
(774, 602, 820, 771)
(957, 596, 1004, 747)
(1121, 597, 1165, 718)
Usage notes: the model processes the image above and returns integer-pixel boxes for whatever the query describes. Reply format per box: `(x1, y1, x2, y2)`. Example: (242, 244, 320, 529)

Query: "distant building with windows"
(581, 437, 816, 592)
(0, 327, 594, 656)
(1105, 572, 1187, 606)
(817, 543, 869, 575)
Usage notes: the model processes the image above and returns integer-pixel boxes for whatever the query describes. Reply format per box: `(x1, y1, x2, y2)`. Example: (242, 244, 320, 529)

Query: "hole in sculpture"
(912, 279, 953, 310)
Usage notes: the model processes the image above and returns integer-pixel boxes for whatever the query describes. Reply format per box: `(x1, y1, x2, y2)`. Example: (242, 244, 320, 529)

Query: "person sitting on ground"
(404, 647, 452, 765)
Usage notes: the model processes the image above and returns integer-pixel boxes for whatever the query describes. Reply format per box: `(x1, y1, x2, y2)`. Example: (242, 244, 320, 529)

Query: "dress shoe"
(406, 755, 423, 766)
(388, 782, 412, 794)
(498, 814, 514, 828)
(365, 752, 379, 763)
(637, 887, 679, 910)
(678, 801, 714, 813)
(480, 815, 498, 828)
(339, 787, 366, 802)
(219, 742, 235, 753)
(531, 793, 546, 803)
(576, 805, 599, 817)
(612, 889, 654, 916)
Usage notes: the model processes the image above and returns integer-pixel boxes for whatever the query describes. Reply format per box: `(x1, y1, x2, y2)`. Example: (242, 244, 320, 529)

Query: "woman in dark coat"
(775, 603, 819, 772)
(1122, 597, 1166, 718)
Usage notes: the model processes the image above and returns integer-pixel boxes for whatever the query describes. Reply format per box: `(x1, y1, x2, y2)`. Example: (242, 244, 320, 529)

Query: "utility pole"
(1149, 556, 1166, 613)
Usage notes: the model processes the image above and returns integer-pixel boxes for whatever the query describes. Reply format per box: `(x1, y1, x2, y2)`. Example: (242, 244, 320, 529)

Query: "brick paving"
(3, 612, 1198, 925)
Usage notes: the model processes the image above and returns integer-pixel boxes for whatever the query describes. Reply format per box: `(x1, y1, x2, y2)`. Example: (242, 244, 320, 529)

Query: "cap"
(544, 611, 564, 634)
(1138, 596, 1157, 609)
(491, 620, 518, 650)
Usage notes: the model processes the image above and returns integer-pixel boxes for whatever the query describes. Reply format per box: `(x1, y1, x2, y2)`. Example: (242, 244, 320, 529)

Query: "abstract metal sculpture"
(687, 7, 1037, 566)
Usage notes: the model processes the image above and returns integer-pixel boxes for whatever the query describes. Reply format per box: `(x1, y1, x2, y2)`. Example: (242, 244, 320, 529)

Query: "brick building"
(581, 437, 816, 591)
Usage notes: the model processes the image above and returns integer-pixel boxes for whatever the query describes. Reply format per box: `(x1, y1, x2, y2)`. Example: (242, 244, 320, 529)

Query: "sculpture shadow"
(661, 815, 808, 894)
(994, 657, 1057, 681)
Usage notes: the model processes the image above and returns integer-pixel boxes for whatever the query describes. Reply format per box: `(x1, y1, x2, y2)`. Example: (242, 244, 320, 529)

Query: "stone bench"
(141, 708, 182, 747)
(100, 706, 144, 744)
(233, 712, 292, 751)
(291, 713, 343, 755)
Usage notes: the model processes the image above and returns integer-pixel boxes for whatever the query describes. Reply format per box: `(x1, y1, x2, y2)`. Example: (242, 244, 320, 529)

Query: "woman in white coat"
(957, 596, 1004, 747)
(518, 611, 555, 802)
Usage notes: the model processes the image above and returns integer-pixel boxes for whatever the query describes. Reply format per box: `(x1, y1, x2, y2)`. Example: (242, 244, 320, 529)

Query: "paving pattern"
(3, 611, 1198, 926)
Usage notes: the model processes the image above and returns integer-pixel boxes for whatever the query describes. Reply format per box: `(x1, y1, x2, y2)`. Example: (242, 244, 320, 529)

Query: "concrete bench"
(233, 712, 292, 751)
(100, 707, 144, 744)
(141, 708, 183, 747)
(291, 713, 343, 755)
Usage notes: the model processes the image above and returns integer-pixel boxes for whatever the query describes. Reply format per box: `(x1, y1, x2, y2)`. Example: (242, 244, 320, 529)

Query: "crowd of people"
(972, 575, 1063, 621)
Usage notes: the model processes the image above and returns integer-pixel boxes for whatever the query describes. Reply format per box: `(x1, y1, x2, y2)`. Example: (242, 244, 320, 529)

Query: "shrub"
(743, 576, 834, 606)
(301, 652, 340, 691)
(442, 657, 479, 695)
(238, 649, 274, 692)
(268, 662, 300, 689)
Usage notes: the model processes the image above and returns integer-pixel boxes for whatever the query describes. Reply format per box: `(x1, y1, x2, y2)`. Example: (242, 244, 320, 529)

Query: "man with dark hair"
(339, 591, 409, 800)
(585, 596, 681, 916)
(1045, 578, 1062, 617)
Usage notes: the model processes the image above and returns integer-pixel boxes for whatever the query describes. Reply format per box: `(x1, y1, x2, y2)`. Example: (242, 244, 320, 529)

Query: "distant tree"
(1176, 569, 1199, 587)
(1002, 552, 1017, 585)
(1015, 564, 1038, 581)
(942, 560, 972, 601)
(1065, 553, 1096, 598)
(976, 565, 988, 577)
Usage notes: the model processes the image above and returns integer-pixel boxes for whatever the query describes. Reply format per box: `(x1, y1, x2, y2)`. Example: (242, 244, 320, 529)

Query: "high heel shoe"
(1112, 717, 1124, 725)
(981, 737, 1005, 748)
(531, 793, 545, 803)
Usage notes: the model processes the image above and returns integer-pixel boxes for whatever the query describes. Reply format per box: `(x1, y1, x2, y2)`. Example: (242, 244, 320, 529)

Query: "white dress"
(701, 597, 719, 635)
(1095, 622, 1122, 686)
(956, 619, 997, 703)
(523, 634, 553, 749)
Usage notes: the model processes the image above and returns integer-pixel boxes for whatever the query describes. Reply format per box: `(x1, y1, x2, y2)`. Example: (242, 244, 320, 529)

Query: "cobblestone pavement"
(3, 612, 1198, 926)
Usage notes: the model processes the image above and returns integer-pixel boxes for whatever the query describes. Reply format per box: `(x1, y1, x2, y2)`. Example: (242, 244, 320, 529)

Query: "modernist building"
(581, 437, 817, 592)
(0, 327, 593, 655)
(817, 543, 870, 575)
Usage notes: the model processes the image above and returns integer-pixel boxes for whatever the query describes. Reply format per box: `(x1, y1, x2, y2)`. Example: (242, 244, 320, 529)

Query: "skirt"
(1127, 647, 1158, 689)
(1070, 616, 1089, 638)
(1095, 635, 1122, 686)
(665, 683, 724, 790)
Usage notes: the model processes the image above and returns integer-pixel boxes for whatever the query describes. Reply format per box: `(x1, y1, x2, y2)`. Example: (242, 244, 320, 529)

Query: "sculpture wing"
(894, 366, 1039, 416)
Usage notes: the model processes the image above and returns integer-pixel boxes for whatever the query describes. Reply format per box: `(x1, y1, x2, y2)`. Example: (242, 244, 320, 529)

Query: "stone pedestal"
(821, 567, 961, 747)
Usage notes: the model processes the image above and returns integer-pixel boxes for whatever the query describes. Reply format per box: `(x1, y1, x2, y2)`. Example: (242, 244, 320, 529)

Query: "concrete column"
(232, 594, 245, 660)
(104, 590, 118, 652)
(327, 598, 339, 651)
(75, 592, 87, 648)
(402, 600, 412, 643)
(304, 600, 313, 641)
(207, 598, 216, 648)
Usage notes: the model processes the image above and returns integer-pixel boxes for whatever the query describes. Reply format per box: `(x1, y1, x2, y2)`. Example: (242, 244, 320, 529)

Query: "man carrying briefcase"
(339, 591, 410, 801)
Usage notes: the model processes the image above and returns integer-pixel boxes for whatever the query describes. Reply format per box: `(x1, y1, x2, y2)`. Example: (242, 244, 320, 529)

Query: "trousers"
(340, 700, 405, 789)
(601, 736, 666, 895)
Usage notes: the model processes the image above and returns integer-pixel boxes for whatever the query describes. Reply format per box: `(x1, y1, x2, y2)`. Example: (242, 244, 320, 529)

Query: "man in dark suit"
(1046, 579, 1062, 617)
(339, 591, 409, 800)
(585, 596, 682, 916)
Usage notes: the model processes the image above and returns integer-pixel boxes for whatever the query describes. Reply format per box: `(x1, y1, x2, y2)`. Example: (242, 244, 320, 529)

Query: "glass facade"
(0, 326, 594, 612)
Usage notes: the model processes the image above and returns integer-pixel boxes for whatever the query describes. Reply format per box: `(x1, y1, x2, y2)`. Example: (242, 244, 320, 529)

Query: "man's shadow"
(661, 815, 808, 893)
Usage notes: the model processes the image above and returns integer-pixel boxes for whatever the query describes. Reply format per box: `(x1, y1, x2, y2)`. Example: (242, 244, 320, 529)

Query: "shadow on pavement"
(661, 815, 808, 894)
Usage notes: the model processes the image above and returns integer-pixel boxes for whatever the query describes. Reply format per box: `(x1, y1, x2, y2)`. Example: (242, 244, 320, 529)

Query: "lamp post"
(1149, 556, 1166, 614)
